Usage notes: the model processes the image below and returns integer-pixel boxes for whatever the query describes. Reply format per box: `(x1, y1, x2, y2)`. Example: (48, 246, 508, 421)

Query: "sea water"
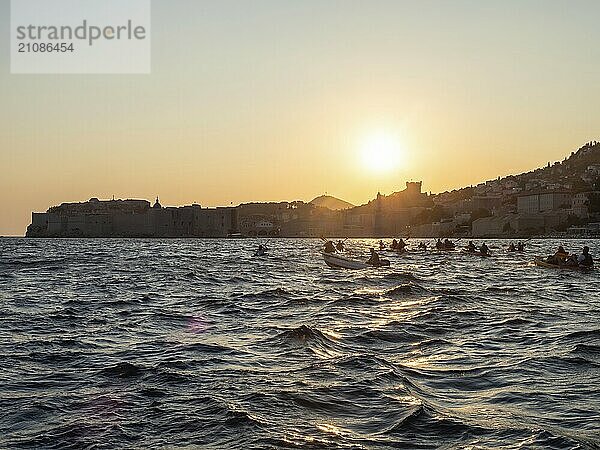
(1, 238, 598, 448)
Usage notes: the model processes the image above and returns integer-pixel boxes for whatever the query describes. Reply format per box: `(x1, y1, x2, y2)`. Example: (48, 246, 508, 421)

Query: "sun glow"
(359, 131, 405, 173)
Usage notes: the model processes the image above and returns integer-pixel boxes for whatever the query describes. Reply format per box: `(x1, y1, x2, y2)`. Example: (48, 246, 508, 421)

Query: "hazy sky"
(1, 0, 599, 235)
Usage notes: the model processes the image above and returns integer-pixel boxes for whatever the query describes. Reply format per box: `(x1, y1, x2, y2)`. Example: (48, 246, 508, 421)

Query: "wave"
(572, 343, 600, 354)
(100, 362, 143, 378)
(528, 355, 600, 370)
(331, 283, 428, 304)
(276, 325, 335, 345)
(563, 329, 600, 341)
(385, 283, 428, 296)
(416, 338, 452, 349)
(235, 287, 291, 300)
(332, 291, 383, 304)
(383, 272, 420, 282)
(355, 328, 426, 345)
(330, 353, 396, 372)
(495, 317, 534, 327)
(269, 325, 343, 358)
(380, 404, 426, 434)
(179, 342, 238, 355)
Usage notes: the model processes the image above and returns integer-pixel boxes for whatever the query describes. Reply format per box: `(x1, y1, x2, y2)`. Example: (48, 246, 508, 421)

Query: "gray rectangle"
(11, 0, 151, 74)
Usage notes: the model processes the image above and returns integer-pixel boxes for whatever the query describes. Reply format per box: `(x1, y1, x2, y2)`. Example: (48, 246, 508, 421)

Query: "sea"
(0, 238, 599, 449)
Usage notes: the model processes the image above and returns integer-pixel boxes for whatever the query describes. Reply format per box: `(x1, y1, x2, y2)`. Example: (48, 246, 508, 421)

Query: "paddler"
(336, 240, 345, 252)
(443, 238, 455, 250)
(578, 246, 594, 267)
(480, 242, 490, 255)
(466, 241, 476, 252)
(418, 242, 428, 251)
(436, 239, 444, 250)
(517, 241, 525, 252)
(391, 239, 398, 249)
(367, 248, 381, 266)
(379, 240, 385, 251)
(508, 243, 516, 252)
(547, 246, 568, 265)
(397, 238, 407, 251)
(556, 245, 568, 258)
(324, 240, 336, 253)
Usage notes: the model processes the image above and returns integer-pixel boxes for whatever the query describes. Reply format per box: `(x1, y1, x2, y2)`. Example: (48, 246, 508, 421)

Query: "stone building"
(26, 197, 238, 238)
(517, 191, 572, 214)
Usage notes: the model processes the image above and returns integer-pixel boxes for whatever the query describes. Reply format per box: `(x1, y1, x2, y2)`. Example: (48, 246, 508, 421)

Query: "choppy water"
(1, 238, 599, 449)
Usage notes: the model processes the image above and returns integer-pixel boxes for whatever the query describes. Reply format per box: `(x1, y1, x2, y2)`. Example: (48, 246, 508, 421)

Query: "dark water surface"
(1, 238, 599, 449)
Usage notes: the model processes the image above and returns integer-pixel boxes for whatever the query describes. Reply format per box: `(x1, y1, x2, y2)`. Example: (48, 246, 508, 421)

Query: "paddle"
(260, 238, 270, 250)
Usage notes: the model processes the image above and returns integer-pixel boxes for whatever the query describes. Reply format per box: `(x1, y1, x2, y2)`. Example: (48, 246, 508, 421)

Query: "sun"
(359, 131, 404, 173)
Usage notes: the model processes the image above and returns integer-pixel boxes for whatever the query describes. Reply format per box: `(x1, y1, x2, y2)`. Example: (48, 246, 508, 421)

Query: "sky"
(1, 0, 599, 235)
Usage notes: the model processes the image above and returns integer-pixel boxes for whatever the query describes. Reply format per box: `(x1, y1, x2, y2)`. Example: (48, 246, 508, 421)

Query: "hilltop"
(309, 195, 354, 210)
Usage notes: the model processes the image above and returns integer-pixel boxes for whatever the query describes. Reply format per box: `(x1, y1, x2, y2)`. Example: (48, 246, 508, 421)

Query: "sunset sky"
(1, 0, 599, 235)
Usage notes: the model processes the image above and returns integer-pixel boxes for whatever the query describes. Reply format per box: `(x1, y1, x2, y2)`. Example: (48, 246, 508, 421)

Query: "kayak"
(534, 257, 593, 271)
(322, 252, 389, 270)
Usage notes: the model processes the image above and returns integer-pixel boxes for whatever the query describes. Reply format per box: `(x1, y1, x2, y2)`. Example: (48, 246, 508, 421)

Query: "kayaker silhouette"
(324, 241, 335, 253)
(578, 246, 594, 267)
(367, 248, 381, 265)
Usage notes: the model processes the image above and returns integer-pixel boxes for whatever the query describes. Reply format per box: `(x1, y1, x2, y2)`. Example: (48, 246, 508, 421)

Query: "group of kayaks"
(319, 239, 595, 272)
(320, 247, 489, 270)
(320, 238, 491, 270)
(251, 238, 594, 272)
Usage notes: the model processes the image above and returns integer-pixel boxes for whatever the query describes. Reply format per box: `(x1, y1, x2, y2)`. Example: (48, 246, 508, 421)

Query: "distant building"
(567, 222, 600, 236)
(572, 193, 589, 218)
(27, 198, 238, 238)
(239, 216, 278, 236)
(517, 192, 572, 214)
(471, 211, 569, 237)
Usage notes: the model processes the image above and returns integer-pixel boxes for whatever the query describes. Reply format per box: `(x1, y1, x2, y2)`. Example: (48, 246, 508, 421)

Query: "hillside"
(309, 195, 354, 210)
(435, 141, 600, 202)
